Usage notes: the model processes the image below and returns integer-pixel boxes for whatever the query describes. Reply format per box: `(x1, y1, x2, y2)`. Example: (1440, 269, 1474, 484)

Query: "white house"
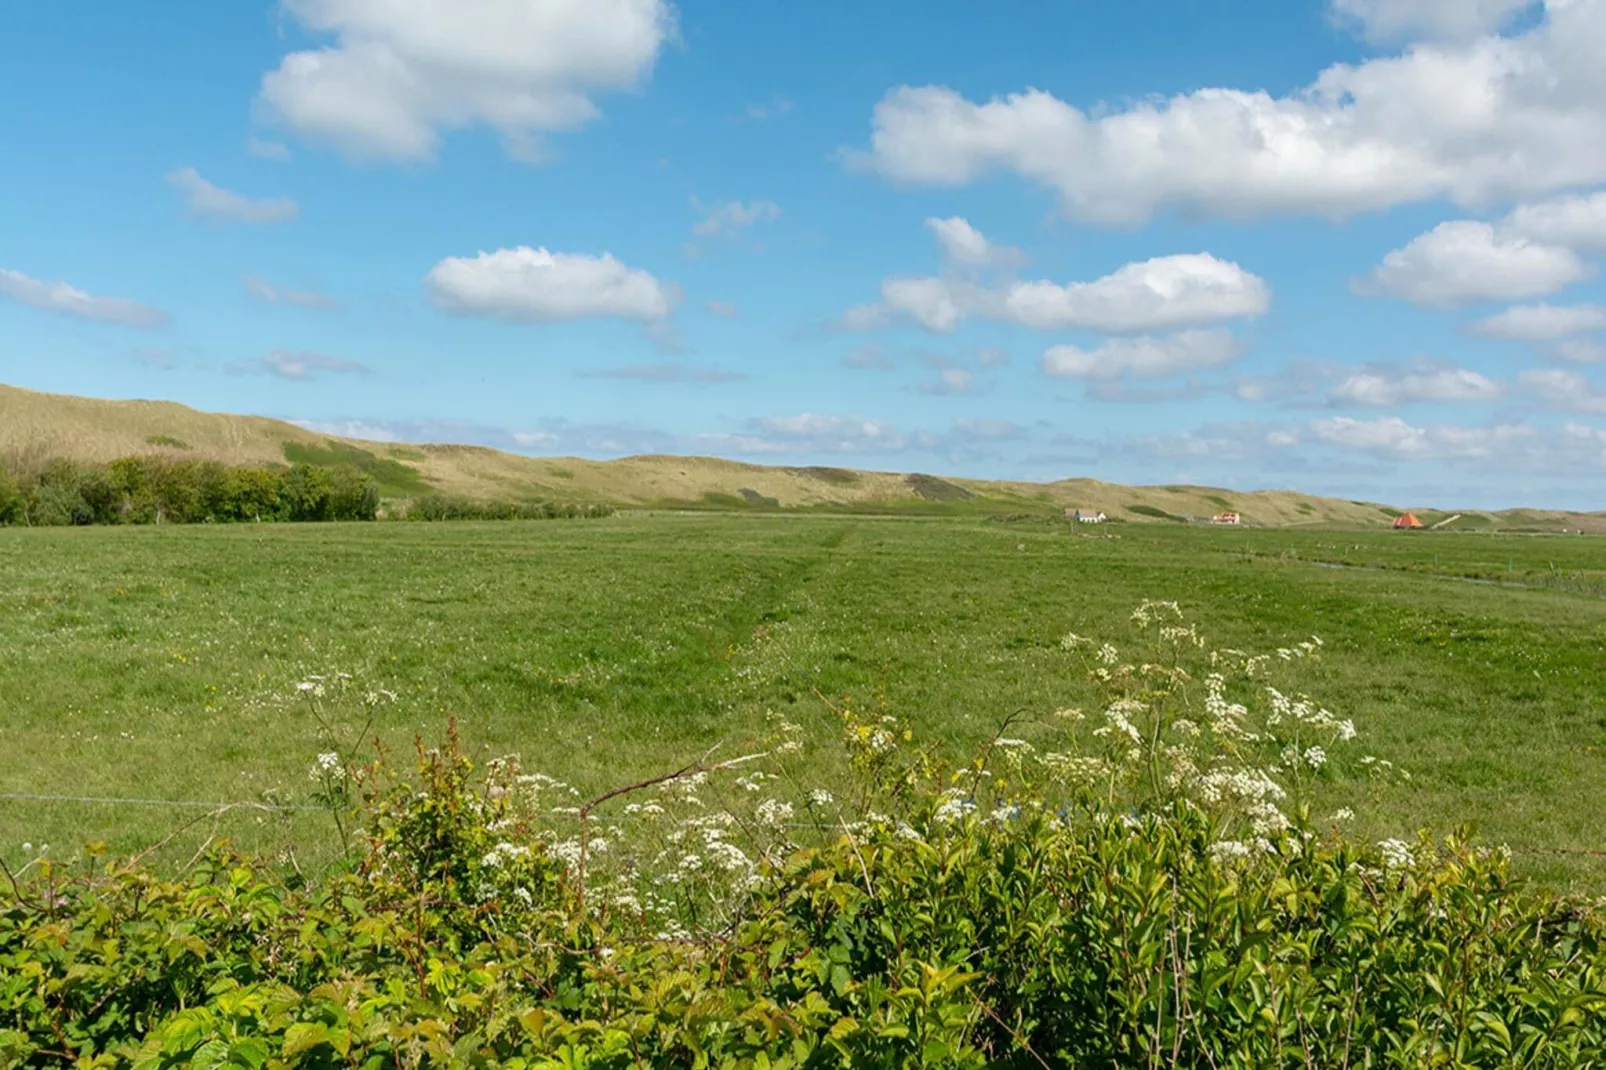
(1066, 508, 1106, 523)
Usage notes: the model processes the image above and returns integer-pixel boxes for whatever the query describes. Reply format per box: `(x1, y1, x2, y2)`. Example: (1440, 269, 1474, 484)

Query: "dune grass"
(1, 516, 1604, 884)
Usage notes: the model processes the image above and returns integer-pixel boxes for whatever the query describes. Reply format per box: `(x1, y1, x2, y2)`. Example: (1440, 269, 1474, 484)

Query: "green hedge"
(0, 455, 379, 526)
(399, 494, 615, 521)
(2, 607, 1604, 1066)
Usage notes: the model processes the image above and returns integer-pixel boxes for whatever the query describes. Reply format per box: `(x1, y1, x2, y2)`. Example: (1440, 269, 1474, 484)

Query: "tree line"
(0, 454, 380, 526)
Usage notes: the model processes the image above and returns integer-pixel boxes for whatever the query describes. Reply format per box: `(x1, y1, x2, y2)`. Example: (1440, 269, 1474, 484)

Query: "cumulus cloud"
(1361, 220, 1592, 307)
(0, 267, 168, 329)
(257, 0, 674, 162)
(926, 216, 1023, 268)
(1558, 337, 1606, 362)
(167, 168, 298, 223)
(426, 246, 675, 322)
(856, 252, 1269, 333)
(915, 364, 977, 396)
(1504, 189, 1606, 250)
(1473, 302, 1606, 339)
(848, 3, 1606, 223)
(700, 412, 1026, 462)
(1041, 329, 1242, 380)
(1131, 422, 1294, 462)
(1004, 254, 1270, 330)
(1237, 358, 1510, 407)
(1330, 0, 1539, 42)
(1330, 365, 1505, 405)
(226, 350, 370, 381)
(1516, 367, 1606, 412)
(589, 362, 744, 384)
(243, 274, 340, 310)
(1309, 415, 1534, 460)
(733, 413, 923, 454)
(705, 299, 739, 317)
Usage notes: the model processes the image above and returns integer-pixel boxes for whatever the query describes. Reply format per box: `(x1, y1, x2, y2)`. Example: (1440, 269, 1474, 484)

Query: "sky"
(3, 1, 1606, 510)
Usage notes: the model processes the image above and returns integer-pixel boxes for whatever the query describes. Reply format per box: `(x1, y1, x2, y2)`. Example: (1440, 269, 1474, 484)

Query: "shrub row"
(1, 734, 1603, 1068)
(0, 455, 379, 526)
(398, 494, 616, 522)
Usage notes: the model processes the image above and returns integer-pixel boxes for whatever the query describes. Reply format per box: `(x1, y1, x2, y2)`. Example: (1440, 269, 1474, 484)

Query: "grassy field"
(2, 515, 1605, 884)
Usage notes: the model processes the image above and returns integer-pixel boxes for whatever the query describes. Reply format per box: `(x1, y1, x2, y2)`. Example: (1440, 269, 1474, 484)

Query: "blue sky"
(3, 1, 1606, 509)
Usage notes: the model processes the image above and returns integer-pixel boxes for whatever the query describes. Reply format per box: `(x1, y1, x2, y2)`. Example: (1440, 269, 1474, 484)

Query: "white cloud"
(0, 267, 168, 329)
(1309, 414, 1533, 459)
(1517, 367, 1606, 412)
(691, 199, 780, 238)
(861, 252, 1269, 333)
(976, 346, 1009, 367)
(848, 3, 1606, 223)
(915, 365, 976, 396)
(227, 349, 370, 381)
(736, 413, 922, 454)
(1132, 422, 1292, 462)
(243, 274, 340, 310)
(1557, 337, 1606, 362)
(1330, 365, 1505, 404)
(1004, 253, 1270, 331)
(705, 299, 739, 317)
(426, 246, 674, 322)
(1362, 220, 1591, 307)
(246, 137, 292, 161)
(258, 0, 674, 162)
(512, 430, 559, 448)
(926, 216, 1023, 268)
(1330, 0, 1539, 42)
(1041, 329, 1242, 380)
(167, 168, 299, 224)
(1473, 302, 1606, 339)
(292, 419, 401, 441)
(1504, 189, 1606, 250)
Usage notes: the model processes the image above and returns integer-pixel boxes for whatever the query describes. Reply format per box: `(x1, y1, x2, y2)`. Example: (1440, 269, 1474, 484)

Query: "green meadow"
(2, 515, 1604, 883)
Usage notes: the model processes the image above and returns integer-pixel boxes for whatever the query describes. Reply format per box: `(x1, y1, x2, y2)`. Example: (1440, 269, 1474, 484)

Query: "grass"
(2, 517, 1605, 885)
(281, 439, 431, 496)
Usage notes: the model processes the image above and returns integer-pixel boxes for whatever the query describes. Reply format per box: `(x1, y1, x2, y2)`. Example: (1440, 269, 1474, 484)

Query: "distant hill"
(3, 383, 1601, 530)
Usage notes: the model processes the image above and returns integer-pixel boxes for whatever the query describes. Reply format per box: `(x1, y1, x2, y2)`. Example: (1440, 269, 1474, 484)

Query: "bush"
(0, 454, 379, 527)
(2, 608, 1604, 1066)
(402, 494, 615, 522)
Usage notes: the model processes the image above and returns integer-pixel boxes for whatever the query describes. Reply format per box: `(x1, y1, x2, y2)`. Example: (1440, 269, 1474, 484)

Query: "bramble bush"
(3, 607, 1604, 1067)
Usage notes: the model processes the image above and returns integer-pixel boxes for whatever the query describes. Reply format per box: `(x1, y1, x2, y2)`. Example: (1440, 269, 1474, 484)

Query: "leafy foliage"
(401, 494, 615, 521)
(0, 455, 381, 526)
(3, 610, 1605, 1066)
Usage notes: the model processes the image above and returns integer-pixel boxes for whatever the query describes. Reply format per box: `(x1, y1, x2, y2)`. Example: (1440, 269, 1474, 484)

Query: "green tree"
(327, 465, 380, 521)
(284, 463, 334, 522)
(221, 467, 286, 522)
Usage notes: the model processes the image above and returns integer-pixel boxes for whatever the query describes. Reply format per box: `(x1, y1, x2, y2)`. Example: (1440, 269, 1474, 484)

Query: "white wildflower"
(756, 798, 794, 826)
(1377, 838, 1415, 869)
